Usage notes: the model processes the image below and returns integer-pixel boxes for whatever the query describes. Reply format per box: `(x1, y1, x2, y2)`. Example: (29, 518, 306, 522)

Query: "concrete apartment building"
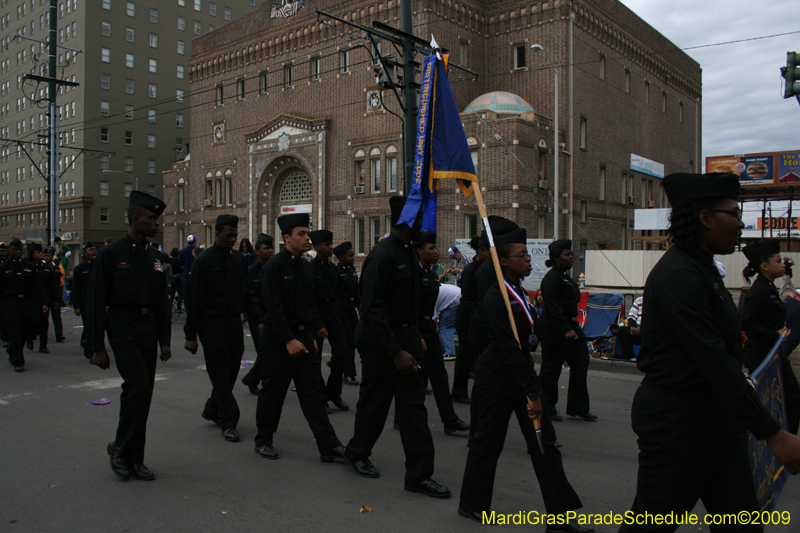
(0, 0, 259, 263)
(160, 0, 701, 259)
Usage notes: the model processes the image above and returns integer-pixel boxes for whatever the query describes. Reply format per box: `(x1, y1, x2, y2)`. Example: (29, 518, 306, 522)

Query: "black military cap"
(496, 227, 527, 245)
(390, 195, 408, 225)
(743, 240, 781, 262)
(310, 230, 333, 244)
(255, 233, 274, 247)
(30, 243, 42, 253)
(0, 242, 6, 249)
(9, 238, 22, 248)
(215, 214, 238, 230)
(548, 239, 572, 253)
(663, 172, 740, 206)
(44, 247, 55, 255)
(129, 190, 166, 216)
(277, 213, 309, 234)
(83, 241, 96, 249)
(486, 216, 518, 236)
(333, 241, 353, 257)
(418, 230, 436, 244)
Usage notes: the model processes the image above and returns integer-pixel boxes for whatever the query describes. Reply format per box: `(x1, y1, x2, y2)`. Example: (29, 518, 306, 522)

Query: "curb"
(532, 353, 643, 377)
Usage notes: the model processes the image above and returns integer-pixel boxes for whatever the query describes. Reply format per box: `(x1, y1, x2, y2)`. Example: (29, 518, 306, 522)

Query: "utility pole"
(47, 0, 59, 245)
(401, 0, 417, 193)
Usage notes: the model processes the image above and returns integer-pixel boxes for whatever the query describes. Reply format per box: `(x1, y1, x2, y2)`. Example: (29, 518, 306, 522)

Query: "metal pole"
(554, 68, 559, 240)
(47, 0, 58, 245)
(401, 0, 416, 194)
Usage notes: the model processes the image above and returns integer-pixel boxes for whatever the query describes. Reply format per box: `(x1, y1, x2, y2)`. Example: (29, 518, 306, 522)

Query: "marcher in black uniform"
(185, 215, 261, 443)
(0, 243, 9, 348)
(334, 241, 360, 386)
(30, 244, 61, 353)
(254, 213, 344, 461)
(344, 196, 450, 498)
(310, 230, 350, 411)
(619, 173, 800, 533)
(86, 191, 172, 481)
(1, 239, 46, 372)
(44, 247, 65, 343)
(741, 240, 800, 435)
(459, 228, 591, 533)
(537, 240, 595, 422)
(241, 233, 274, 395)
(72, 242, 97, 360)
(416, 230, 469, 435)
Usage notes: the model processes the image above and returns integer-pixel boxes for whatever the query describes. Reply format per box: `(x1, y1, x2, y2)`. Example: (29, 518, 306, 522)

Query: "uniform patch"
(118, 262, 130, 269)
(397, 264, 406, 269)
(154, 261, 164, 272)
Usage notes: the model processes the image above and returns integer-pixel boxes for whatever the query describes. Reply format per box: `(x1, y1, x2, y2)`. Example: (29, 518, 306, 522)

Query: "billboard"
(706, 150, 800, 187)
(453, 238, 552, 292)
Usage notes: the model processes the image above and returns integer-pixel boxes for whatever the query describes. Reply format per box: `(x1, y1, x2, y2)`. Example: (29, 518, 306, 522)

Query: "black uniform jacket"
(87, 235, 171, 352)
(637, 246, 781, 440)
(456, 259, 483, 331)
(71, 260, 94, 311)
(247, 260, 267, 321)
(36, 260, 61, 306)
(355, 233, 421, 358)
(311, 256, 339, 320)
(185, 244, 260, 341)
(741, 274, 785, 370)
(260, 249, 324, 345)
(0, 258, 45, 305)
(475, 280, 540, 400)
(419, 262, 440, 335)
(336, 262, 359, 311)
(537, 264, 584, 343)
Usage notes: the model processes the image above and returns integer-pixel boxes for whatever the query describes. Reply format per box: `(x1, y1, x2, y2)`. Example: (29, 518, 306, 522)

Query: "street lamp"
(102, 169, 138, 191)
(531, 44, 559, 239)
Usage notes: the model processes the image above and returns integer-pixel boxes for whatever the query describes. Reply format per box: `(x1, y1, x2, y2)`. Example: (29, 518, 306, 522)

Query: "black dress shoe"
(56, 336, 65, 343)
(457, 503, 483, 523)
(444, 419, 470, 435)
(343, 376, 360, 386)
(568, 412, 598, 421)
(130, 463, 155, 481)
(222, 428, 240, 442)
(343, 454, 380, 478)
(550, 412, 563, 422)
(404, 478, 451, 498)
(107, 442, 130, 480)
(241, 377, 259, 395)
(255, 444, 279, 459)
(451, 395, 471, 404)
(320, 445, 346, 463)
(554, 440, 563, 449)
(39, 347, 49, 353)
(324, 403, 332, 414)
(329, 396, 349, 411)
(201, 412, 220, 427)
(26, 339, 33, 350)
(424, 386, 433, 395)
(546, 518, 595, 533)
(393, 421, 399, 430)
(14, 365, 24, 373)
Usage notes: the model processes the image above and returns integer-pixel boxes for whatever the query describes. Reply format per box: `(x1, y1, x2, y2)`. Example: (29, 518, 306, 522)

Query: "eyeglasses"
(506, 252, 531, 259)
(706, 208, 743, 220)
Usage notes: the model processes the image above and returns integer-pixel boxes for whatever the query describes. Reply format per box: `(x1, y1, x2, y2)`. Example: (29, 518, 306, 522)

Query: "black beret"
(129, 190, 166, 217)
(548, 239, 572, 253)
(663, 172, 740, 207)
(30, 243, 43, 253)
(255, 233, 274, 247)
(418, 230, 437, 244)
(215, 214, 239, 230)
(278, 213, 309, 234)
(743, 240, 781, 263)
(390, 195, 408, 225)
(9, 238, 23, 248)
(496, 227, 527, 245)
(310, 230, 333, 244)
(333, 241, 353, 257)
(83, 241, 96, 249)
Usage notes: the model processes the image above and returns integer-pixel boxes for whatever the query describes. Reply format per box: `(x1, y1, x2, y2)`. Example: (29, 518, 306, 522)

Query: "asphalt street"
(1, 310, 798, 532)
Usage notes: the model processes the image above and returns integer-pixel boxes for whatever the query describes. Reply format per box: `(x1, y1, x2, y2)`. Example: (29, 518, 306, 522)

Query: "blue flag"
(399, 54, 477, 232)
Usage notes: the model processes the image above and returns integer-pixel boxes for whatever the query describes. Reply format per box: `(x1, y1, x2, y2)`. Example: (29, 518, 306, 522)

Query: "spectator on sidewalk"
(616, 297, 643, 361)
(781, 257, 795, 298)
(449, 246, 470, 287)
(436, 283, 461, 360)
(176, 235, 197, 313)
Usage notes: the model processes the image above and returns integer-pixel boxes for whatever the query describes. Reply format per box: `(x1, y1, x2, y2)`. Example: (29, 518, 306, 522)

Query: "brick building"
(162, 0, 701, 260)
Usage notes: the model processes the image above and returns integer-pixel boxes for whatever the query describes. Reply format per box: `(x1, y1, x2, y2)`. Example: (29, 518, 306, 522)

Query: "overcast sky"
(620, 0, 798, 168)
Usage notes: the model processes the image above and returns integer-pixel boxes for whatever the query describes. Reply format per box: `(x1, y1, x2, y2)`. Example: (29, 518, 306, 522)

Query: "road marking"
(0, 392, 34, 405)
(65, 376, 168, 391)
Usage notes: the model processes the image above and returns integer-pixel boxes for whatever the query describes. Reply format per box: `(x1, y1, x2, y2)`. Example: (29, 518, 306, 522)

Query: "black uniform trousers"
(317, 307, 349, 400)
(107, 312, 159, 464)
(78, 309, 92, 358)
(451, 320, 473, 400)
(466, 310, 489, 439)
(346, 325, 435, 485)
(242, 317, 265, 388)
(539, 336, 591, 417)
(4, 297, 37, 366)
(254, 326, 341, 453)
(460, 383, 582, 514)
(616, 326, 641, 360)
(339, 307, 359, 379)
(35, 308, 50, 348)
(619, 379, 762, 533)
(198, 315, 245, 431)
(50, 304, 63, 338)
(421, 322, 458, 424)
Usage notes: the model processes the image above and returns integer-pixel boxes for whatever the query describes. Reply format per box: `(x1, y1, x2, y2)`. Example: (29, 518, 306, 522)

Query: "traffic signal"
(782, 51, 800, 99)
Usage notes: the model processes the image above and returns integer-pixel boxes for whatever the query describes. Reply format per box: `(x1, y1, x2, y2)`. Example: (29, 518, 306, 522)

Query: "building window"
(100, 208, 109, 223)
(215, 179, 222, 206)
(100, 181, 109, 196)
(149, 58, 157, 73)
(103, 0, 111, 9)
(387, 154, 397, 191)
(126, 2, 135, 17)
(465, 214, 478, 238)
(216, 85, 223, 104)
(599, 166, 606, 201)
(624, 69, 631, 93)
(148, 109, 156, 123)
(101, 21, 111, 37)
(125, 130, 133, 145)
(579, 116, 587, 149)
(177, 17, 185, 31)
(147, 185, 156, 196)
(355, 218, 365, 255)
(580, 201, 587, 223)
(645, 80, 650, 103)
(178, 185, 185, 211)
(124, 183, 133, 197)
(150, 8, 158, 23)
(101, 48, 110, 63)
(176, 89, 184, 102)
(100, 156, 110, 170)
(371, 158, 381, 192)
(224, 7, 231, 20)
(225, 176, 232, 206)
(125, 105, 134, 119)
(261, 72, 268, 92)
(311, 57, 320, 80)
(148, 160, 156, 174)
(125, 78, 134, 93)
(176, 113, 184, 127)
(100, 100, 109, 115)
(194, 0, 201, 11)
(599, 53, 606, 80)
(284, 65, 293, 87)
(100, 74, 110, 89)
(100, 128, 109, 142)
(340, 49, 350, 73)
(370, 217, 381, 248)
(149, 33, 157, 48)
(623, 172, 635, 204)
(149, 83, 157, 98)
(125, 53, 134, 68)
(148, 134, 156, 149)
(193, 21, 201, 34)
(209, 2, 216, 15)
(124, 157, 133, 172)
(126, 27, 135, 42)
(679, 101, 684, 122)
(237, 79, 245, 99)
(177, 40, 185, 55)
(514, 44, 526, 69)
(177, 65, 185, 79)
(662, 91, 667, 113)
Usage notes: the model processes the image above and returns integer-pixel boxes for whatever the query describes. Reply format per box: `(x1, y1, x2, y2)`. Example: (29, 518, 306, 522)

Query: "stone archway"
(254, 154, 315, 239)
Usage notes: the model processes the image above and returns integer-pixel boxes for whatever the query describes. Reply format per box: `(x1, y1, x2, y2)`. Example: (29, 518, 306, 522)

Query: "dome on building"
(464, 91, 534, 115)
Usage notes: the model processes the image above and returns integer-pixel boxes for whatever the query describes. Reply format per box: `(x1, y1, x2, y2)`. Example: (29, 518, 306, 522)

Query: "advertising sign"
(706, 150, 800, 187)
(633, 208, 671, 230)
(630, 154, 665, 179)
(280, 204, 312, 214)
(453, 238, 552, 292)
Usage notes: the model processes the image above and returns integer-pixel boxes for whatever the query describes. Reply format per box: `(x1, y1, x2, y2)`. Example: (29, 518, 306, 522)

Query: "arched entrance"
(255, 154, 315, 244)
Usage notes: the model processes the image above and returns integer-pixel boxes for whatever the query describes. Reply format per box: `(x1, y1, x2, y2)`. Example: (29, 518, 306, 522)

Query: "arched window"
(279, 171, 312, 202)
